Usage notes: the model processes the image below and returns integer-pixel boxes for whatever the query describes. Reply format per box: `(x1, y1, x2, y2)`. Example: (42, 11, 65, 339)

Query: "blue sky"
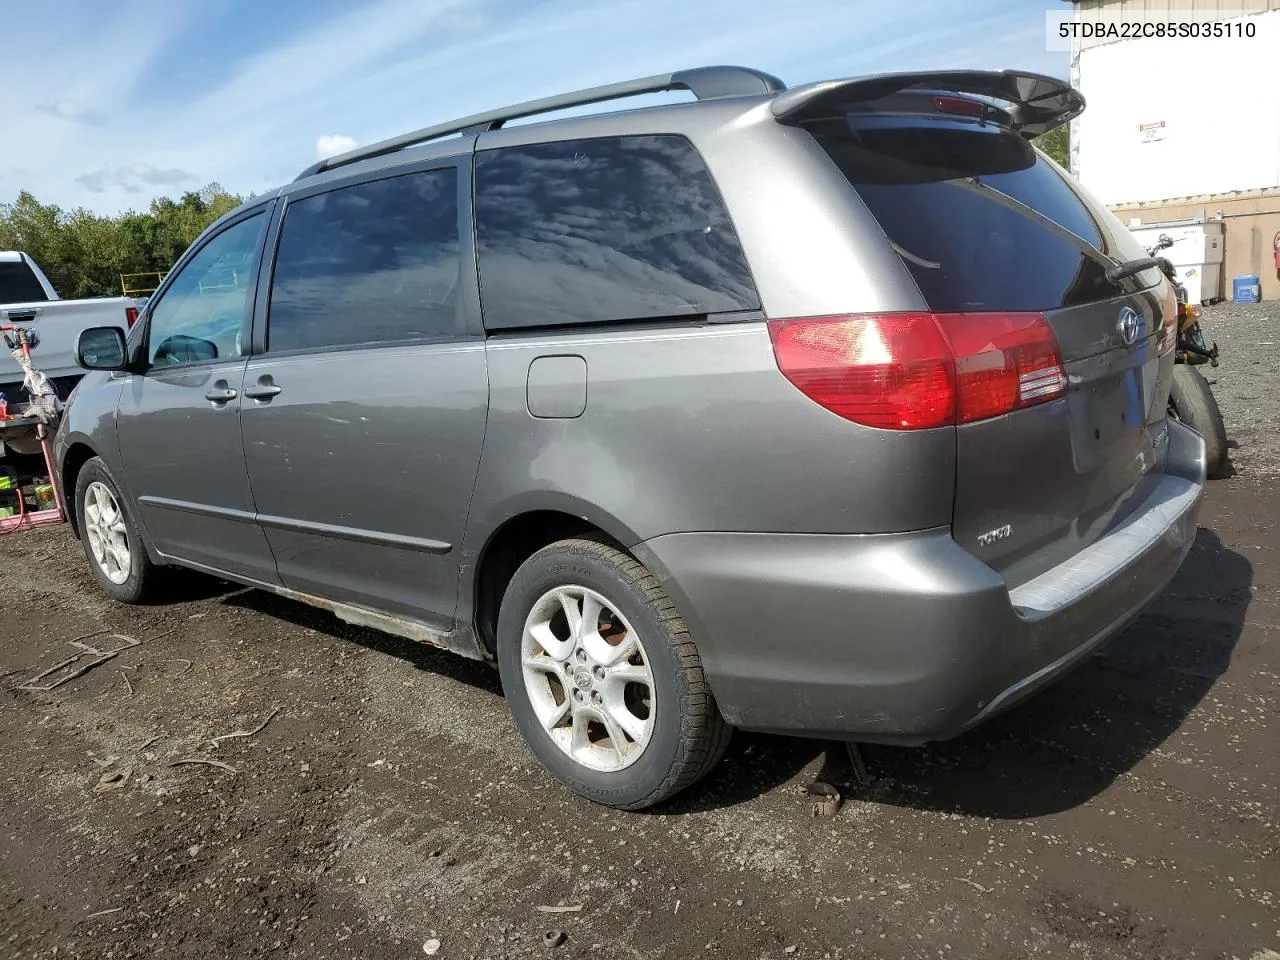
(2, 0, 1067, 215)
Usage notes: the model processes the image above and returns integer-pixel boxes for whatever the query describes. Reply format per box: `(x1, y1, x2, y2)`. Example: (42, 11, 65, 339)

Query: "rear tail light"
(766, 314, 953, 429)
(125, 306, 139, 328)
(767, 312, 1067, 430)
(939, 312, 1067, 423)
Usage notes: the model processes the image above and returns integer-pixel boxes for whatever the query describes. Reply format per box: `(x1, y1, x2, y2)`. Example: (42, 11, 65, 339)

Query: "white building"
(1069, 0, 1280, 300)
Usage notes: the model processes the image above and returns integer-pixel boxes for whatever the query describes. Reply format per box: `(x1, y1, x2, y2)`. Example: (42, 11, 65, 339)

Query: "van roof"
(292, 66, 1083, 185)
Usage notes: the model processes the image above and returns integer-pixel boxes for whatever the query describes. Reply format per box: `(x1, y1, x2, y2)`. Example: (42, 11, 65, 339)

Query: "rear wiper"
(1104, 257, 1161, 284)
(946, 177, 1157, 288)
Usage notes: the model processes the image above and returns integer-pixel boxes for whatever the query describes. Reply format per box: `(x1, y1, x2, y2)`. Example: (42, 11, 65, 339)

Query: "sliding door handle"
(244, 375, 282, 401)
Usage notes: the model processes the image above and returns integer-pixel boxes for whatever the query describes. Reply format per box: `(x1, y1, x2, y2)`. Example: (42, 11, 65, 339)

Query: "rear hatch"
(800, 87, 1175, 584)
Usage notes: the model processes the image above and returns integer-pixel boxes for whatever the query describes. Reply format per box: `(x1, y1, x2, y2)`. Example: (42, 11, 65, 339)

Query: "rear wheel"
(496, 538, 730, 809)
(75, 457, 157, 603)
(1169, 364, 1227, 479)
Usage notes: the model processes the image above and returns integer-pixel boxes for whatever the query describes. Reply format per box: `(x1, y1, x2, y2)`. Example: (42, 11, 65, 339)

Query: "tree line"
(0, 184, 244, 299)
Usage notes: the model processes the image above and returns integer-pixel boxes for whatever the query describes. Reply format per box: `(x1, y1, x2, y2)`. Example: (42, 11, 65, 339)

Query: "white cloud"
(315, 134, 359, 160)
(75, 163, 195, 194)
(36, 98, 105, 125)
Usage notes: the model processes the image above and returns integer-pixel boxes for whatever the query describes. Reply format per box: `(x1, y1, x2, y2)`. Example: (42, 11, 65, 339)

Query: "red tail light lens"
(935, 313, 1067, 423)
(767, 312, 1066, 430)
(767, 314, 954, 429)
(125, 306, 139, 328)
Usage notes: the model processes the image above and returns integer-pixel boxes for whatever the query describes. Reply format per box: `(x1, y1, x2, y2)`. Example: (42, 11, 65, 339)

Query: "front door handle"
(204, 381, 237, 404)
(244, 377, 282, 401)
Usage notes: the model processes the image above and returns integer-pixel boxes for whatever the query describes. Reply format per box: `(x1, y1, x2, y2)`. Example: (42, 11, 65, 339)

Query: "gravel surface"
(1199, 300, 1280, 478)
(0, 315, 1277, 959)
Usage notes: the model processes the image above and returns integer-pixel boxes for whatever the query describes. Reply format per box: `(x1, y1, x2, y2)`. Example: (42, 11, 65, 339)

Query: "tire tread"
(1170, 365, 1228, 479)
(508, 536, 730, 810)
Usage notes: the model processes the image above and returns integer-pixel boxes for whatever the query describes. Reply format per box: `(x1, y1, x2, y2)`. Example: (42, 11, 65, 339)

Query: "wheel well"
(473, 511, 623, 654)
(60, 443, 96, 538)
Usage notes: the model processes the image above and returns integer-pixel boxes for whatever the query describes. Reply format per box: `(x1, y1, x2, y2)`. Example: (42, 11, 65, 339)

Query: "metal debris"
(168, 758, 237, 775)
(17, 632, 142, 692)
(845, 741, 871, 786)
(543, 930, 568, 948)
(94, 769, 131, 793)
(535, 904, 584, 914)
(160, 658, 193, 678)
(208, 706, 281, 747)
(801, 781, 842, 817)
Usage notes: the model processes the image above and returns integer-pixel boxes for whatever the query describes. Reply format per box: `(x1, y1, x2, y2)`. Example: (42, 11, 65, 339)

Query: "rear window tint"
(809, 117, 1151, 313)
(0, 261, 49, 303)
(474, 135, 758, 330)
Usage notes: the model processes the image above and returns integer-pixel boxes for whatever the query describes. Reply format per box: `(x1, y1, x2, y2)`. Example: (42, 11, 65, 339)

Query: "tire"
(74, 457, 157, 604)
(496, 538, 731, 810)
(1169, 364, 1228, 479)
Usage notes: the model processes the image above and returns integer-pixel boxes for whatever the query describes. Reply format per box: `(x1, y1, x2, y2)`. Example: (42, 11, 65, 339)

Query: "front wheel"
(496, 538, 730, 809)
(74, 457, 157, 603)
(1169, 364, 1228, 479)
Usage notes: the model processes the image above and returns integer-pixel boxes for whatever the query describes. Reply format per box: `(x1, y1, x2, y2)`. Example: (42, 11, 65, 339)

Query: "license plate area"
(1069, 365, 1145, 472)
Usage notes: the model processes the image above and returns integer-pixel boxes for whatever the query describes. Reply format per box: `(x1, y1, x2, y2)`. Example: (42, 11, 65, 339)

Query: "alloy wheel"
(520, 585, 655, 772)
(84, 481, 131, 585)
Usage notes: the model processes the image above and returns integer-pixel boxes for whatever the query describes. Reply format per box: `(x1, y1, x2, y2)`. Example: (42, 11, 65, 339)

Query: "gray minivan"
(57, 67, 1205, 808)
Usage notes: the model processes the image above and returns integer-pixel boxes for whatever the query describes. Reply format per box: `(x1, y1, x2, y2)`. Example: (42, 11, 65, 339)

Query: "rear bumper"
(633, 419, 1206, 743)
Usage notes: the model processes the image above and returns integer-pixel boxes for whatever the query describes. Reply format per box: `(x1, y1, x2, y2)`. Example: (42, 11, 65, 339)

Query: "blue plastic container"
(1232, 275, 1261, 303)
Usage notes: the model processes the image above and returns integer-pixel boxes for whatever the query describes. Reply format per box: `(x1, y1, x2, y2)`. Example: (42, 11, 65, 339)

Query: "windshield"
(808, 115, 1158, 313)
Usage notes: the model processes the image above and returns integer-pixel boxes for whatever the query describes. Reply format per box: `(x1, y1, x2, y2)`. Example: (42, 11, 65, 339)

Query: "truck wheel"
(496, 538, 730, 810)
(74, 457, 156, 603)
(1169, 365, 1228, 479)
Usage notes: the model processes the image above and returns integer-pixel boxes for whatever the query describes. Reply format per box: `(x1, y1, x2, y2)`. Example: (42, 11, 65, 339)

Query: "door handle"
(244, 377, 282, 401)
(204, 382, 237, 404)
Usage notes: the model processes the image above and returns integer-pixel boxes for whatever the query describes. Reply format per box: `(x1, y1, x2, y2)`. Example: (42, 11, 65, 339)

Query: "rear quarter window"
(474, 134, 758, 330)
(0, 260, 50, 303)
(808, 116, 1153, 313)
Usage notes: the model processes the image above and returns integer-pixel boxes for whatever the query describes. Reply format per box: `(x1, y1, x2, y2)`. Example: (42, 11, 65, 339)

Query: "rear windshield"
(0, 260, 50, 303)
(808, 116, 1155, 313)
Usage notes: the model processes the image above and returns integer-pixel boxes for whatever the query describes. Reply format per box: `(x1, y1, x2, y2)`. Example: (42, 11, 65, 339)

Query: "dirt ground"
(1, 304, 1278, 960)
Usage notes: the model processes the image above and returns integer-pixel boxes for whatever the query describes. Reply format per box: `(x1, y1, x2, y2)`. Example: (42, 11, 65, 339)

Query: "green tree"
(1037, 124, 1070, 169)
(0, 183, 244, 298)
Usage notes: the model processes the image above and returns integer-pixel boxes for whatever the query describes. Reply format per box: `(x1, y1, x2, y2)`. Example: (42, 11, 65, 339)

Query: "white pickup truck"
(1, 251, 137, 407)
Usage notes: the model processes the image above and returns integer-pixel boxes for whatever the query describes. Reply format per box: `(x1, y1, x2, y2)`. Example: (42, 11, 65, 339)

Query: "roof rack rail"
(295, 65, 786, 181)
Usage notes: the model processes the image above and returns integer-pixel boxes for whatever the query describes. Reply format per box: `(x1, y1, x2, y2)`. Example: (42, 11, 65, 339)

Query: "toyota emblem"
(1117, 306, 1141, 346)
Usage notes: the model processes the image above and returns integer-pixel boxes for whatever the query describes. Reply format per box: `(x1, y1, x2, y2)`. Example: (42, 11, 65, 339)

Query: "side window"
(474, 134, 758, 330)
(147, 213, 266, 367)
(267, 168, 461, 353)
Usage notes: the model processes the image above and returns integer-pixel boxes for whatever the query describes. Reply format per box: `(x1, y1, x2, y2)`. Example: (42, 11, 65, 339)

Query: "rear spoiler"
(770, 69, 1084, 139)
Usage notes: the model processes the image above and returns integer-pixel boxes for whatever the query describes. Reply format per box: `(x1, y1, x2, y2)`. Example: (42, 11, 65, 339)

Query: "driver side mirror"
(76, 327, 128, 371)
